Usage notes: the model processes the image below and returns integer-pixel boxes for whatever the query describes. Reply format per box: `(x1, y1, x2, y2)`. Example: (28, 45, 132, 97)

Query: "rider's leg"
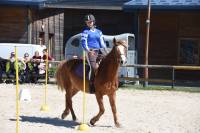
(87, 50, 99, 82)
(86, 50, 99, 93)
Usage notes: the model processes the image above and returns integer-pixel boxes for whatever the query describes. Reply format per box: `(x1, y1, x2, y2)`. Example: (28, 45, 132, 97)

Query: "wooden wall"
(0, 7, 64, 60)
(179, 12, 200, 38)
(0, 7, 28, 43)
(31, 9, 64, 60)
(138, 11, 179, 65)
(138, 11, 200, 80)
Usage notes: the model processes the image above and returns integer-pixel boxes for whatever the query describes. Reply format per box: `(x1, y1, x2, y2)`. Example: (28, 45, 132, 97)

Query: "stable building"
(123, 0, 200, 80)
(0, 0, 200, 80)
(0, 0, 64, 60)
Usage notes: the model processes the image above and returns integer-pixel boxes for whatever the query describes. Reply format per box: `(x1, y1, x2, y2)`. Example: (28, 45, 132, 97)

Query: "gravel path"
(0, 84, 200, 133)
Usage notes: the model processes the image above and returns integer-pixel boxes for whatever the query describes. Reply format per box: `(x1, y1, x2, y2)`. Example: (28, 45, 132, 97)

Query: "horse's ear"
(113, 37, 116, 45)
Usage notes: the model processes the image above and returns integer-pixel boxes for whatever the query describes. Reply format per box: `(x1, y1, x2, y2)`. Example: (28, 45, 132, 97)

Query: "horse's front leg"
(90, 93, 105, 126)
(108, 92, 121, 127)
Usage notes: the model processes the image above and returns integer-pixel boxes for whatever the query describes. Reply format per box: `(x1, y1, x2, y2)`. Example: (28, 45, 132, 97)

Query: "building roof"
(123, 0, 200, 11)
(0, 0, 46, 7)
(1, 0, 199, 10)
(0, 0, 130, 10)
(43, 0, 130, 10)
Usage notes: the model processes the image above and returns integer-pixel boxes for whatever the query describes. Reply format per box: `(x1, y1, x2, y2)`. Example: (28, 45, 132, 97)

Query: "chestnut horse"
(56, 38, 127, 127)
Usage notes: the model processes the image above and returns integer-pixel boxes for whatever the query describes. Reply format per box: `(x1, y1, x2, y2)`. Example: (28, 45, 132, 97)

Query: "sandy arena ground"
(0, 83, 200, 133)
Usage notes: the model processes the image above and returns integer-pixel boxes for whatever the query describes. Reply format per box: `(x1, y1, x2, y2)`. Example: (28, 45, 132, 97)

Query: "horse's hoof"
(61, 113, 66, 119)
(72, 116, 77, 121)
(115, 122, 121, 128)
(61, 110, 70, 119)
(90, 119, 95, 126)
(61, 112, 69, 119)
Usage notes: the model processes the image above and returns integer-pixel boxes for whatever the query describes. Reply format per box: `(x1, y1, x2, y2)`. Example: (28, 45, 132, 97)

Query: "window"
(39, 32, 45, 46)
(48, 33, 54, 57)
(178, 38, 199, 65)
(71, 38, 80, 47)
(128, 36, 135, 50)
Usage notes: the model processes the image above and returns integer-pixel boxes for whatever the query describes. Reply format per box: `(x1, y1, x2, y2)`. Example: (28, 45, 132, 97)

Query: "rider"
(81, 14, 107, 90)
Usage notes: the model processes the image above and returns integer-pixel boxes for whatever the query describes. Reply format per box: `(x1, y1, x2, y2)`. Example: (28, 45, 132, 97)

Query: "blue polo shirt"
(81, 28, 106, 51)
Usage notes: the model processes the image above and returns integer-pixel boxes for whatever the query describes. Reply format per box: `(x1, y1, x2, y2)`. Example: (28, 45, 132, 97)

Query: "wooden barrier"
(121, 64, 200, 88)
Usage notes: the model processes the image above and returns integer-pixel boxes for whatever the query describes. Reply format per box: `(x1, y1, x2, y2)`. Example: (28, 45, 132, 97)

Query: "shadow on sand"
(10, 115, 79, 128)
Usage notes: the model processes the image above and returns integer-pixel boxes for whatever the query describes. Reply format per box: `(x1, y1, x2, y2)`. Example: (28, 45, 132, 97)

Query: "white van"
(0, 43, 46, 59)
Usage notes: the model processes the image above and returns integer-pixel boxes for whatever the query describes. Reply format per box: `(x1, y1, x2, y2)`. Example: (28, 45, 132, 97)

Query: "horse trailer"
(65, 33, 138, 82)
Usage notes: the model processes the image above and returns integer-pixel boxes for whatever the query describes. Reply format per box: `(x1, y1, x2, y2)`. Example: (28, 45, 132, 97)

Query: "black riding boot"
(89, 70, 95, 93)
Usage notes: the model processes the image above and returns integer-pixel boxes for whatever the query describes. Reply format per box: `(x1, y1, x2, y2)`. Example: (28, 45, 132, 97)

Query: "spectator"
(32, 51, 42, 83)
(23, 53, 33, 83)
(42, 49, 54, 61)
(37, 49, 53, 74)
(5, 52, 25, 83)
(0, 69, 2, 83)
(0, 57, 4, 83)
(32, 51, 42, 64)
(6, 52, 16, 78)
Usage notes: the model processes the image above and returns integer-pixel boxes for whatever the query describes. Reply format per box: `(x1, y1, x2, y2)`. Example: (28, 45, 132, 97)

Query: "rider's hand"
(88, 49, 95, 56)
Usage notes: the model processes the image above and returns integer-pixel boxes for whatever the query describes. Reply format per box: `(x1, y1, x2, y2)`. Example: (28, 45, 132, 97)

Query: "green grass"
(119, 84, 200, 93)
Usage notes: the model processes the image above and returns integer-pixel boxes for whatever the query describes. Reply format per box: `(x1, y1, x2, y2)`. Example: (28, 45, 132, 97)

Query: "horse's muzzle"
(120, 55, 127, 65)
(120, 60, 127, 65)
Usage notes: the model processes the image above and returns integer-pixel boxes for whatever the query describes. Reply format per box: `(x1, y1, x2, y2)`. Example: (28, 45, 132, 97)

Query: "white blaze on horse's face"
(117, 45, 127, 65)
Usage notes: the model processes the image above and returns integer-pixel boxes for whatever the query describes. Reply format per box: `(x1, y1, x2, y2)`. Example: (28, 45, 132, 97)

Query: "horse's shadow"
(10, 115, 79, 128)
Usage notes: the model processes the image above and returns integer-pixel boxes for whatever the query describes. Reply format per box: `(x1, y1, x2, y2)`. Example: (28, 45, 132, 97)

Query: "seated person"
(0, 57, 7, 83)
(38, 49, 54, 74)
(23, 53, 33, 83)
(42, 49, 54, 61)
(6, 52, 16, 78)
(0, 58, 3, 83)
(31, 51, 42, 83)
(32, 51, 42, 64)
(5, 52, 25, 83)
(0, 69, 2, 83)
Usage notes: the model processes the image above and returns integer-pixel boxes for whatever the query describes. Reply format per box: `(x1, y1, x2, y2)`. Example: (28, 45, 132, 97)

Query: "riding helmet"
(10, 52, 15, 56)
(84, 14, 95, 22)
(24, 52, 29, 57)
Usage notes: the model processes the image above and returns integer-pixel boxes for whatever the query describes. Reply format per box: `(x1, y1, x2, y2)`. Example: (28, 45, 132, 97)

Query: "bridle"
(114, 41, 127, 64)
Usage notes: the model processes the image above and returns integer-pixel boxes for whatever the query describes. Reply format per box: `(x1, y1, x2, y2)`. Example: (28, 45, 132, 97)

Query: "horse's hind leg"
(61, 93, 70, 119)
(67, 89, 78, 121)
(62, 89, 78, 120)
(90, 93, 105, 126)
(108, 92, 120, 127)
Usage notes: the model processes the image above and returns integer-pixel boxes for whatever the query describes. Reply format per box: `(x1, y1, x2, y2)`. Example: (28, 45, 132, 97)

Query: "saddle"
(74, 62, 95, 93)
(74, 62, 90, 80)
(74, 53, 105, 93)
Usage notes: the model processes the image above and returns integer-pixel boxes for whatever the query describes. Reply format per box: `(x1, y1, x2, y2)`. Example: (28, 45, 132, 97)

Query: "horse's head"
(113, 38, 127, 65)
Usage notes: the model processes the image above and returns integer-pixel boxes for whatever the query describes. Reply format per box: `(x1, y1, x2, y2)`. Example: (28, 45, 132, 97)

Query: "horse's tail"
(55, 60, 69, 91)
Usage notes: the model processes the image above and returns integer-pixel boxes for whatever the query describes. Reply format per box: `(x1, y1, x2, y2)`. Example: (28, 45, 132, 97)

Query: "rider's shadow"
(10, 115, 79, 128)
